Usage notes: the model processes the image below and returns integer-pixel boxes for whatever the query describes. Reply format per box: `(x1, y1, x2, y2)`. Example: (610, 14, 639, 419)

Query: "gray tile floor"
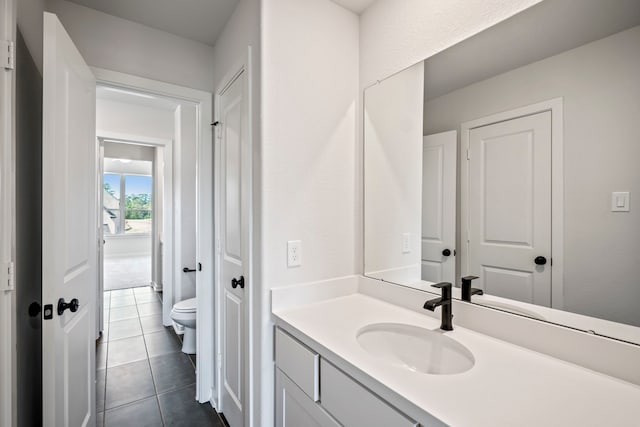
(98, 286, 225, 426)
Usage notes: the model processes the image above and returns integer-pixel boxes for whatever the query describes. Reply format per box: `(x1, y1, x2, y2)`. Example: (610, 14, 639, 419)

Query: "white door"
(421, 131, 457, 283)
(466, 111, 552, 306)
(219, 69, 250, 427)
(42, 12, 97, 427)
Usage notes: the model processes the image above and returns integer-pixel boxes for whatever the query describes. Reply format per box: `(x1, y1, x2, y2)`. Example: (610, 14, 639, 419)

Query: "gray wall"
(424, 26, 640, 326)
(47, 0, 216, 91)
(15, 29, 43, 427)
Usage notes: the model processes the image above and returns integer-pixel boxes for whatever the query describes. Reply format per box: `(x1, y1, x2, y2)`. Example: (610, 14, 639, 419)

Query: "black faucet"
(461, 276, 483, 302)
(423, 282, 453, 331)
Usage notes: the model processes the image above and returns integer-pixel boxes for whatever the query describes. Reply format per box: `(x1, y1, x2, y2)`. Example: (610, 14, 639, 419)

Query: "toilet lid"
(173, 297, 196, 313)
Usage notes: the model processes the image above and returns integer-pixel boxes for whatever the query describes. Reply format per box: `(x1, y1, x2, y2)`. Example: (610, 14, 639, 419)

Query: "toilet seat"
(173, 297, 196, 313)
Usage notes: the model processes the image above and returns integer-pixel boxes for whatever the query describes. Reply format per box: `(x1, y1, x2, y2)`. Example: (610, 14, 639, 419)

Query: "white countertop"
(273, 292, 640, 427)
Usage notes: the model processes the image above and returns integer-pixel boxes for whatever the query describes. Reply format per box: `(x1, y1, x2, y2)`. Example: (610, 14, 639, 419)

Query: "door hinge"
(466, 148, 471, 160)
(215, 238, 221, 254)
(2, 40, 14, 70)
(5, 262, 15, 291)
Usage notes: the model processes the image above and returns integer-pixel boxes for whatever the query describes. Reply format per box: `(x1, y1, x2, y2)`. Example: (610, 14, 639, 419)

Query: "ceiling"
(424, 0, 640, 101)
(331, 0, 377, 14)
(65, 0, 239, 46)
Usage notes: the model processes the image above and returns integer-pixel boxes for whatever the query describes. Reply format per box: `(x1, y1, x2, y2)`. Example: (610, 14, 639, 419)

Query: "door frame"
(214, 49, 253, 422)
(0, 0, 15, 424)
(460, 98, 564, 309)
(92, 68, 214, 404)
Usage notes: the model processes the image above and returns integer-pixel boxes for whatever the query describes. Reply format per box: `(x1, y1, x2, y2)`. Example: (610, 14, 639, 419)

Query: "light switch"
(611, 192, 630, 212)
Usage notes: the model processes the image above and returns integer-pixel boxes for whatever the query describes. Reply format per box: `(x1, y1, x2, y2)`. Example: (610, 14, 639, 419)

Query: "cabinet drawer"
(275, 328, 320, 401)
(320, 360, 418, 427)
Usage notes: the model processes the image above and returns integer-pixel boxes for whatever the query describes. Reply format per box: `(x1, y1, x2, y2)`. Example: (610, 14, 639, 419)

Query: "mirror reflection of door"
(465, 112, 552, 306)
(421, 131, 457, 283)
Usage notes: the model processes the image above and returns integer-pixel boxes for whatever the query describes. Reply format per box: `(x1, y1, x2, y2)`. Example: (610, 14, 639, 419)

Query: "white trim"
(214, 49, 253, 423)
(0, 0, 15, 425)
(460, 98, 564, 310)
(92, 69, 214, 404)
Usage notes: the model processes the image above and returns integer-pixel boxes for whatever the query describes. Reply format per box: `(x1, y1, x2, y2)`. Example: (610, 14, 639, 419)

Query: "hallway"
(97, 286, 224, 426)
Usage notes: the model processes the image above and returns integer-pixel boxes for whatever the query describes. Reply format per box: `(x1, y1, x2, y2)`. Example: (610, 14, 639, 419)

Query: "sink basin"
(356, 323, 475, 375)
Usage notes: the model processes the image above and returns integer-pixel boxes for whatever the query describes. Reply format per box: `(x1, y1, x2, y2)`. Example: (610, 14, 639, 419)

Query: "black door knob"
(534, 256, 547, 266)
(231, 276, 245, 289)
(28, 302, 41, 317)
(442, 249, 451, 257)
(57, 298, 80, 315)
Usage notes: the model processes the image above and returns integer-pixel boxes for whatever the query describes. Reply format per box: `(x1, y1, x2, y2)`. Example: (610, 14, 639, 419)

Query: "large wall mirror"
(364, 0, 640, 344)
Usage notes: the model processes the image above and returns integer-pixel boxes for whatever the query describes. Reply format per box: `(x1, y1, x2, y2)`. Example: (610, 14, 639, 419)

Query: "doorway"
(101, 144, 155, 294)
(93, 69, 216, 418)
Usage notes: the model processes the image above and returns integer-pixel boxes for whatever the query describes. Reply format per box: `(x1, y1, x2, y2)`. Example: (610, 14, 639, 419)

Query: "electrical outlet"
(402, 233, 411, 254)
(287, 240, 302, 267)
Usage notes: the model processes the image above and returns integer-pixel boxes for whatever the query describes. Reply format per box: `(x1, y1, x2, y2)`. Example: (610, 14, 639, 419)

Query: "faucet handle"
(462, 276, 479, 283)
(431, 282, 452, 300)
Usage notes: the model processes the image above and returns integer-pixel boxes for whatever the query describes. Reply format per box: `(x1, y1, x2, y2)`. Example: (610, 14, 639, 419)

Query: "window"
(103, 173, 152, 235)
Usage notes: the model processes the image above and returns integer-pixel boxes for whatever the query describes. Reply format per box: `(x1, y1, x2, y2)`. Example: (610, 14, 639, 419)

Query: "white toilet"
(170, 297, 197, 354)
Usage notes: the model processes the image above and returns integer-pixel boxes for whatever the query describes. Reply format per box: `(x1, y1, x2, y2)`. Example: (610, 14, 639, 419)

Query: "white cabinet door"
(467, 111, 552, 306)
(42, 12, 97, 427)
(422, 130, 457, 283)
(276, 369, 339, 427)
(219, 69, 250, 427)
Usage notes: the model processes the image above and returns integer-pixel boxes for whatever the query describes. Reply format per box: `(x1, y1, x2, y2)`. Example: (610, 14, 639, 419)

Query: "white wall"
(423, 26, 640, 326)
(261, 0, 359, 424)
(103, 142, 154, 163)
(174, 104, 198, 301)
(104, 235, 151, 257)
(97, 99, 174, 140)
(364, 62, 424, 284)
(360, 0, 543, 87)
(46, 0, 216, 91)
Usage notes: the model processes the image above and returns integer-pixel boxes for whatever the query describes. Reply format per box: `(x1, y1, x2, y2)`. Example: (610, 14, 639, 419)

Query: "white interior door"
(219, 69, 249, 427)
(466, 111, 552, 306)
(42, 12, 97, 427)
(421, 131, 457, 283)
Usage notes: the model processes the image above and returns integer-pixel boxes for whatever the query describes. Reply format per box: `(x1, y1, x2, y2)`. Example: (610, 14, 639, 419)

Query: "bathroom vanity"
(271, 276, 640, 427)
(271, 2, 640, 425)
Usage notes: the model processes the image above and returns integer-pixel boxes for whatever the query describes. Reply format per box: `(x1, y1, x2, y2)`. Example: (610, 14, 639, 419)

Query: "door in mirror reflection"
(421, 131, 456, 283)
(465, 112, 552, 306)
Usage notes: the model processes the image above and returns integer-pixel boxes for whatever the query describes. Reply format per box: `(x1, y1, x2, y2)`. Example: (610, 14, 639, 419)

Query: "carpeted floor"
(104, 255, 152, 291)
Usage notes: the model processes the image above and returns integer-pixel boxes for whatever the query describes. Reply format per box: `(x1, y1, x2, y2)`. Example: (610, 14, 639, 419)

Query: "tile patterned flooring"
(98, 286, 225, 426)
